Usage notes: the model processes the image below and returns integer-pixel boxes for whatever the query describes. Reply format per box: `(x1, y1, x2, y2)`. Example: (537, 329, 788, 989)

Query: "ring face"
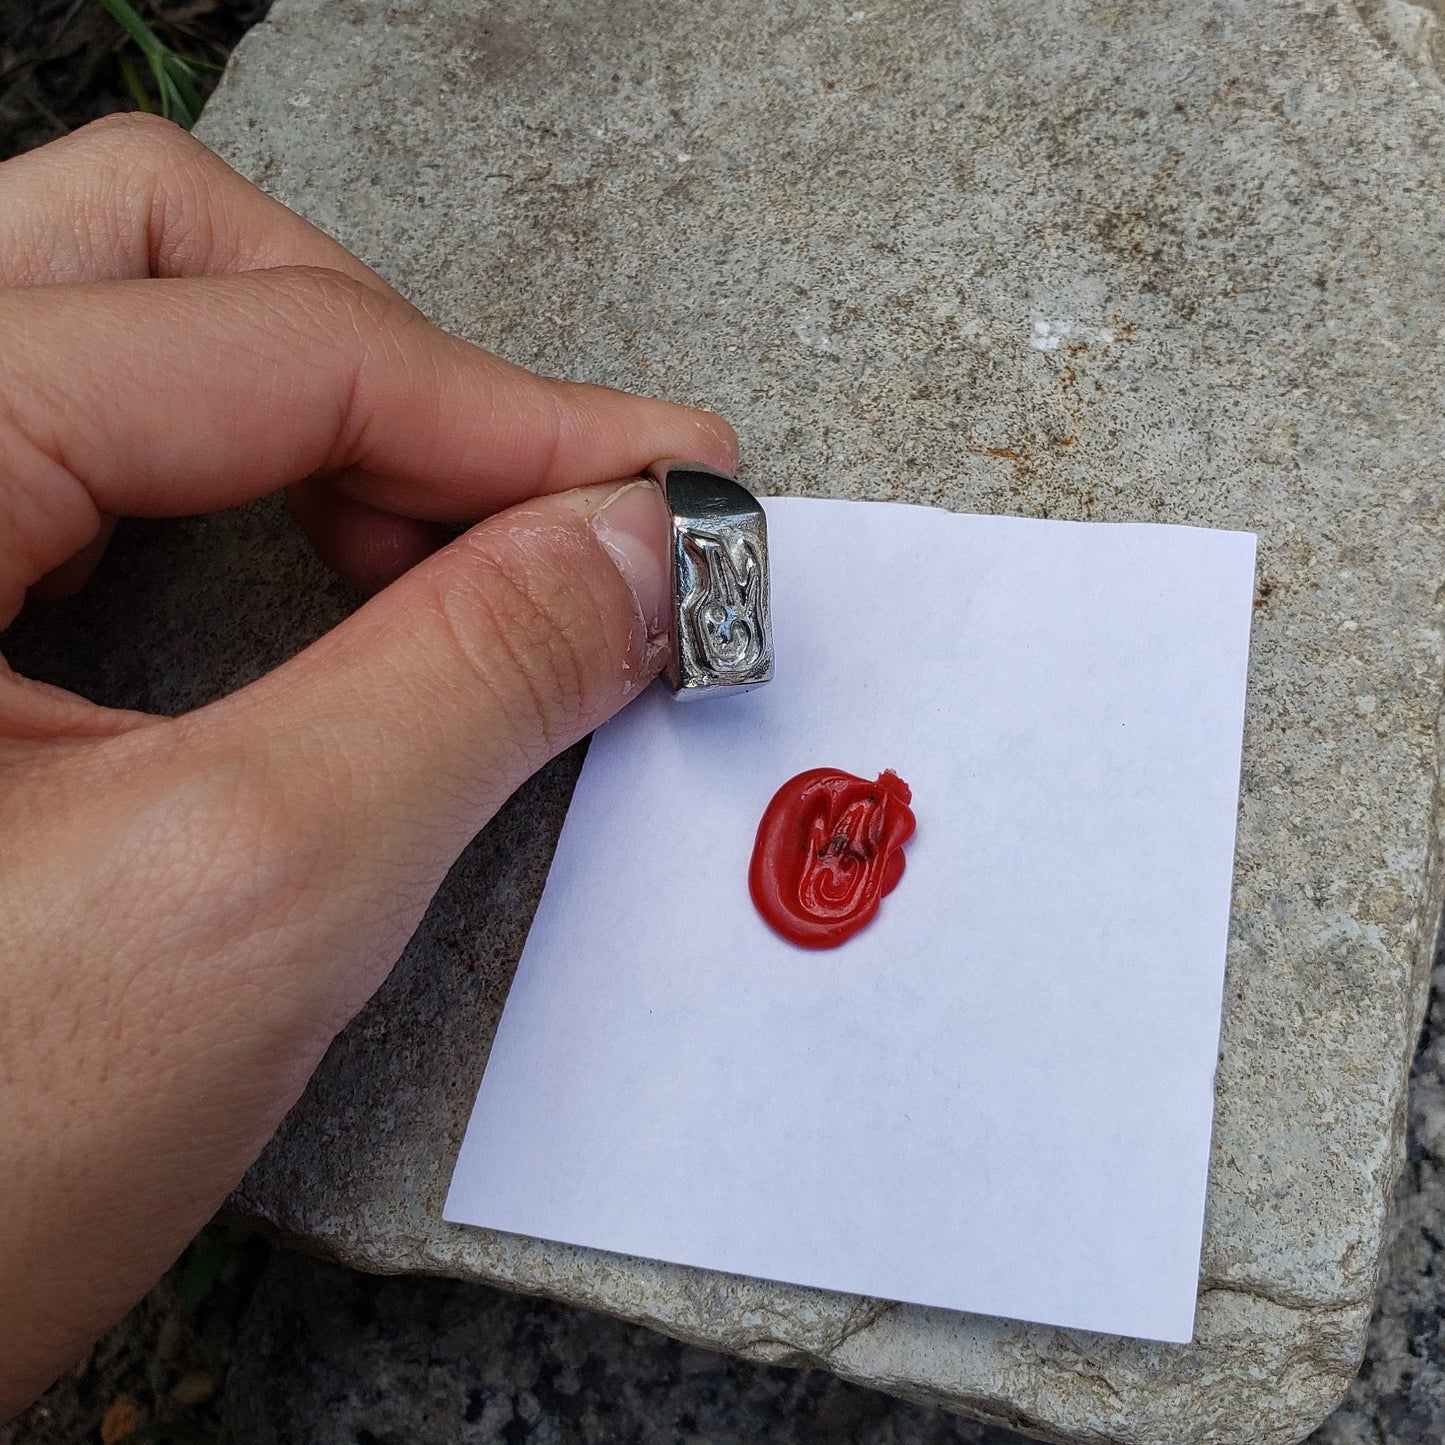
(649, 461, 774, 700)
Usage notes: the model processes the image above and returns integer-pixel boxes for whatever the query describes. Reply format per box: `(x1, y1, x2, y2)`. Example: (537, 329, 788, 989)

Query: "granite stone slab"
(65, 0, 1445, 1440)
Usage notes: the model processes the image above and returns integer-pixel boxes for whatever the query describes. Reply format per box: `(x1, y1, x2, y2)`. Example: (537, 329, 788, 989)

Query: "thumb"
(191, 476, 670, 968)
(232, 475, 669, 837)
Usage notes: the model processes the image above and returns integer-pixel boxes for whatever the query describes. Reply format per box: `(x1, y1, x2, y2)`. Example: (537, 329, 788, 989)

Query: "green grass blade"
(160, 68, 195, 126)
(164, 57, 204, 116)
(98, 0, 217, 128)
(116, 50, 152, 112)
(151, 59, 178, 119)
(97, 0, 161, 53)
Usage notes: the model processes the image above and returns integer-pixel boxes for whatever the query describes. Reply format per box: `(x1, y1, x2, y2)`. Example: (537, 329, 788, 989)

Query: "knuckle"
(69, 110, 200, 164)
(256, 267, 412, 460)
(268, 265, 394, 322)
(424, 532, 603, 762)
(264, 267, 410, 372)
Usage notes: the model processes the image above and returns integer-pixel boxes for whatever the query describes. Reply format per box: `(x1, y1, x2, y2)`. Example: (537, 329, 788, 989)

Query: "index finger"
(0, 267, 737, 615)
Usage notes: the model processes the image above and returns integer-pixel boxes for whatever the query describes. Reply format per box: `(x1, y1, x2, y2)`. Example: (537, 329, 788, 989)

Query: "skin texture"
(0, 113, 737, 1420)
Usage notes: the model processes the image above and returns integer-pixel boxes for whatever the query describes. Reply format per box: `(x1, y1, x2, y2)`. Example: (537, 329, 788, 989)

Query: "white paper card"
(445, 498, 1256, 1344)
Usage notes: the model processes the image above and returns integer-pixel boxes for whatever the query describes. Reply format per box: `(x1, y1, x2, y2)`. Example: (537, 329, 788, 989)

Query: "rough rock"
(9, 0, 1445, 1440)
(220, 1250, 1028, 1445)
(1311, 943, 1445, 1445)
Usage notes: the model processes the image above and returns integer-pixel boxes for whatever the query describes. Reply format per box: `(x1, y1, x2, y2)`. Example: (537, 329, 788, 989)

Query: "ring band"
(648, 460, 774, 700)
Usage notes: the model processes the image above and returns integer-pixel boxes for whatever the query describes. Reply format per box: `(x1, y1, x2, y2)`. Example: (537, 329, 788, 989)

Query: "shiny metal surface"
(648, 460, 774, 700)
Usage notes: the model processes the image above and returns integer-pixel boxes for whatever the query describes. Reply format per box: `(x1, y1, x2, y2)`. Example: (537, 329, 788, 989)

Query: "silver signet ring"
(646, 460, 774, 700)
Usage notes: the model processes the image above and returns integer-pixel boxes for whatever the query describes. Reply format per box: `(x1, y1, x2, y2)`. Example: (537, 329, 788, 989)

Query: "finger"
(0, 269, 737, 620)
(0, 658, 151, 741)
(166, 478, 671, 1016)
(0, 113, 403, 295)
(286, 479, 453, 594)
(27, 516, 118, 601)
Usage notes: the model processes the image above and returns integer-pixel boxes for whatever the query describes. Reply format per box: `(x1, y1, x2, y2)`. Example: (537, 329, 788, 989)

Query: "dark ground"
(0, 0, 264, 159)
(2, 5, 1443, 1442)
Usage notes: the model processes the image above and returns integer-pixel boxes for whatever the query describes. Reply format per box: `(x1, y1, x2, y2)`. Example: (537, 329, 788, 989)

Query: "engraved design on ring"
(648, 461, 774, 700)
(681, 529, 766, 675)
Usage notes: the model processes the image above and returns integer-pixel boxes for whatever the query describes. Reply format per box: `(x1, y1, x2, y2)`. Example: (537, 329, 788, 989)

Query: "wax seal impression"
(749, 768, 916, 949)
(648, 460, 773, 700)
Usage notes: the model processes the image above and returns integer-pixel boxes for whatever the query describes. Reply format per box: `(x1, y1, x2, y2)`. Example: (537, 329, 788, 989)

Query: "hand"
(0, 113, 736, 1419)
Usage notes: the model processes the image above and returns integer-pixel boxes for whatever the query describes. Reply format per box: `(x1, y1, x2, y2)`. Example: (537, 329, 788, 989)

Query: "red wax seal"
(749, 768, 916, 949)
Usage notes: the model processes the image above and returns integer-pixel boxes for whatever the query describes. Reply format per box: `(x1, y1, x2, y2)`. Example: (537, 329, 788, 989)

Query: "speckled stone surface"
(1311, 941, 1445, 1445)
(29, 0, 1445, 1441)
